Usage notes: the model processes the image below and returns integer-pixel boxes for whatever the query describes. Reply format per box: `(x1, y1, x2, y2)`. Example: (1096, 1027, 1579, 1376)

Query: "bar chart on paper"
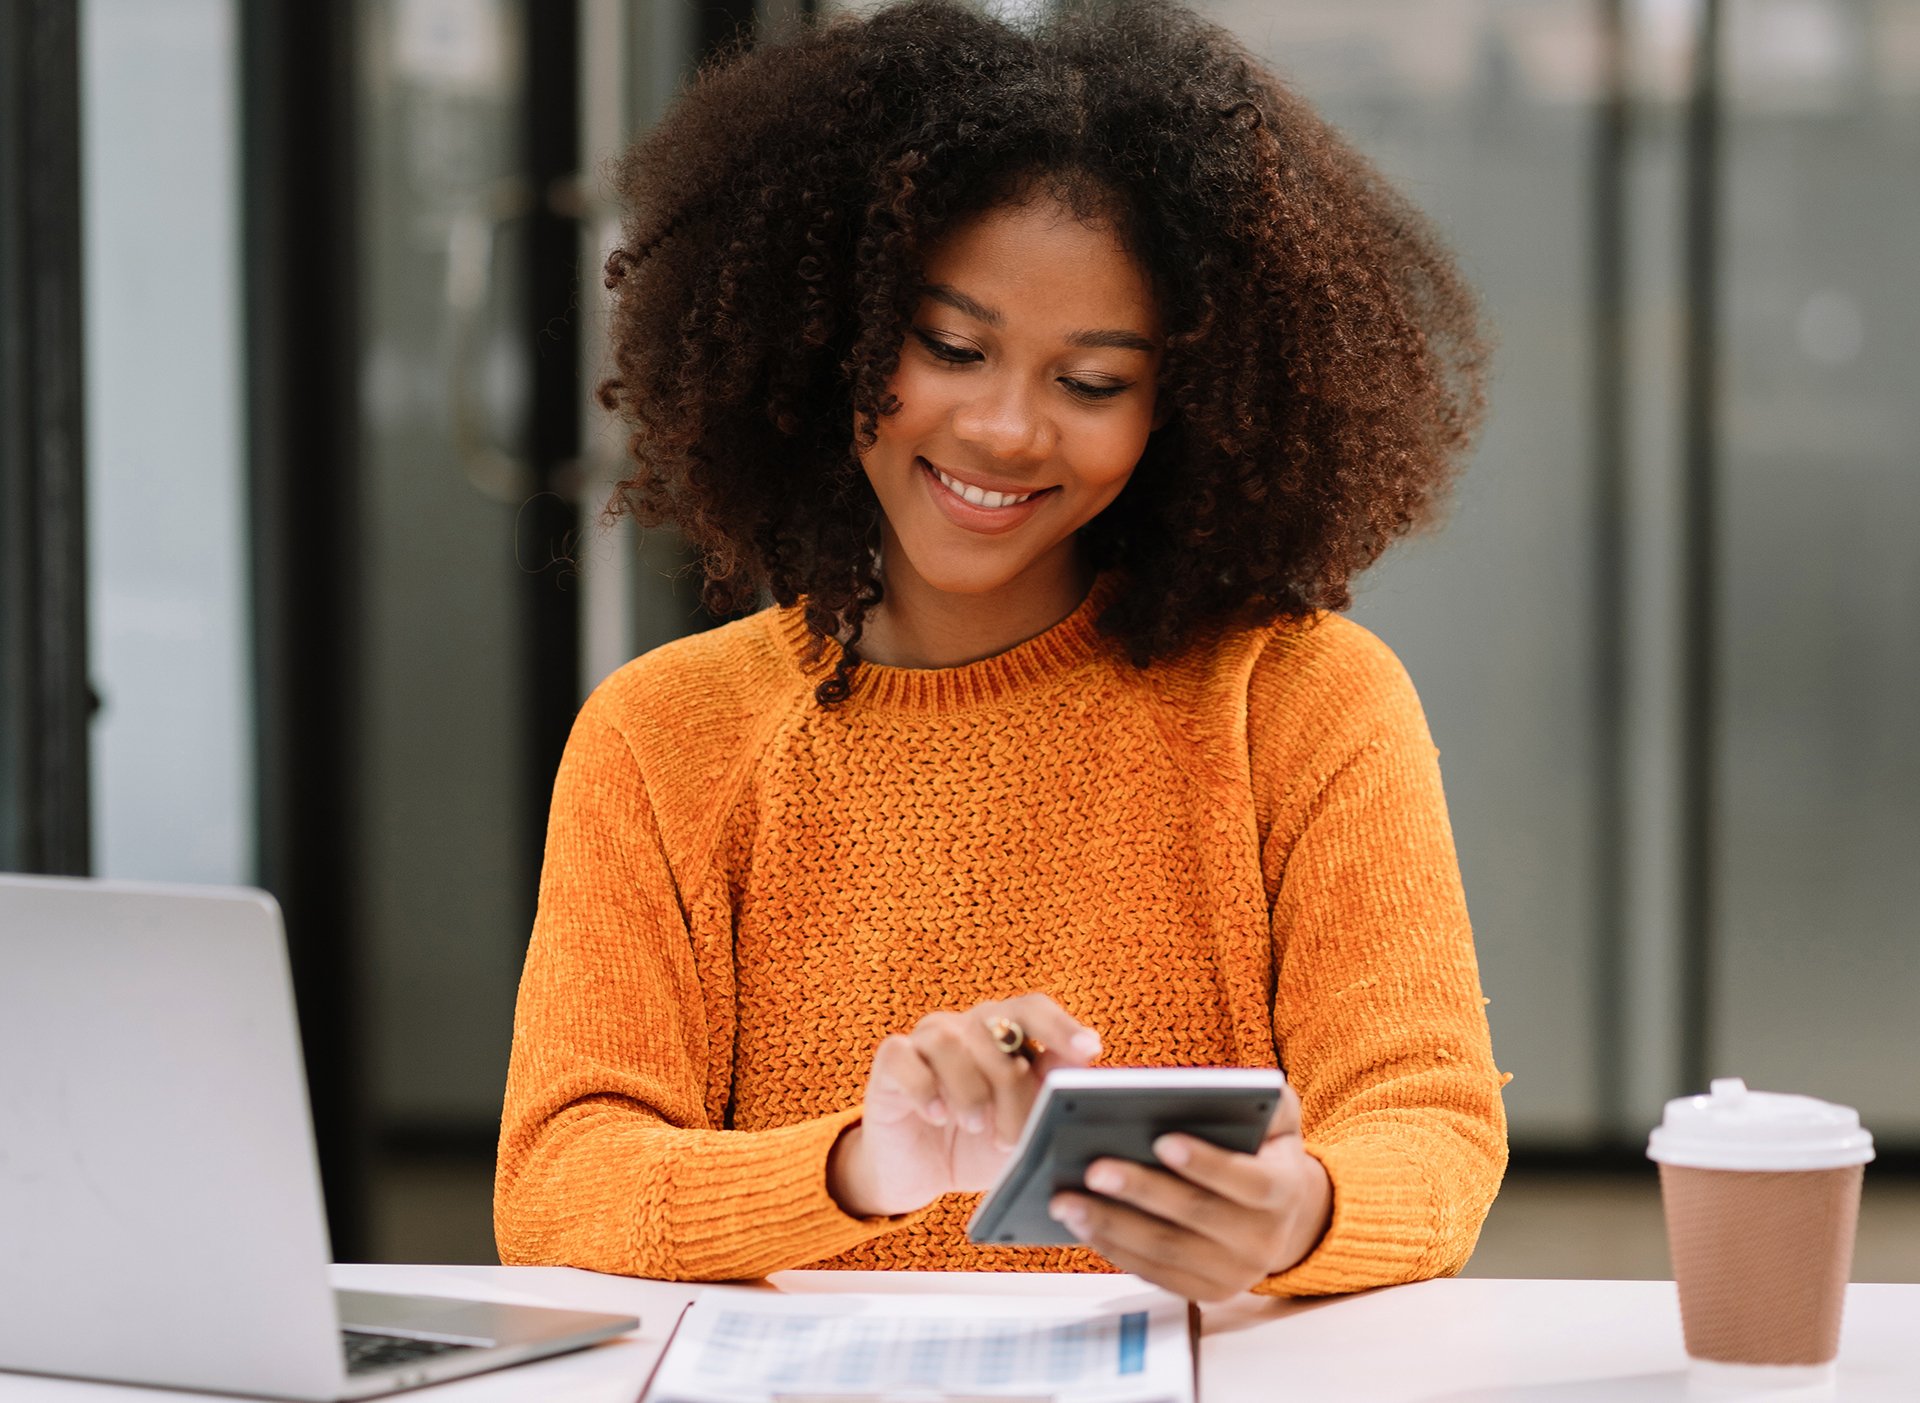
(648, 1289, 1194, 1403)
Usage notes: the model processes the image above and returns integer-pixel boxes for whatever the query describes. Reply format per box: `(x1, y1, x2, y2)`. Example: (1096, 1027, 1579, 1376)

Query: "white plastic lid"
(1647, 1078, 1875, 1171)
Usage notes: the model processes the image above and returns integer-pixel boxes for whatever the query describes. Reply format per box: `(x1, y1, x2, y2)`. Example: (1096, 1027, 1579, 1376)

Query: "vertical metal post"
(699, 0, 759, 58)
(522, 0, 585, 902)
(0, 0, 91, 878)
(1589, 0, 1632, 1136)
(1678, 0, 1723, 1096)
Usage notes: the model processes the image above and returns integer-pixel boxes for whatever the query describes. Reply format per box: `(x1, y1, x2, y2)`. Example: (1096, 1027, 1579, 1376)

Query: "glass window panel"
(81, 0, 253, 886)
(1199, 0, 1609, 1139)
(1711, 0, 1920, 1135)
(357, 0, 531, 1128)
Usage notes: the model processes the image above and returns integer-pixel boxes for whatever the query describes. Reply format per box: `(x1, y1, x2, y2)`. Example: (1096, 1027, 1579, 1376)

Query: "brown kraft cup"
(1658, 1161, 1863, 1366)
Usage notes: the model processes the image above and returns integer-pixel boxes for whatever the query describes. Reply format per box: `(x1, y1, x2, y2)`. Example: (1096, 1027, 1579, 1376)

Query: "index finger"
(998, 992, 1102, 1066)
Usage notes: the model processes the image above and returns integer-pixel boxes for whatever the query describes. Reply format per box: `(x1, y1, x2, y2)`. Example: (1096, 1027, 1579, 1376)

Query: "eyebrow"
(921, 283, 1157, 355)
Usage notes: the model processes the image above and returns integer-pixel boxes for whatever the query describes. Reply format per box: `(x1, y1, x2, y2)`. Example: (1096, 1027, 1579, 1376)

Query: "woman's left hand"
(1047, 1078, 1332, 1302)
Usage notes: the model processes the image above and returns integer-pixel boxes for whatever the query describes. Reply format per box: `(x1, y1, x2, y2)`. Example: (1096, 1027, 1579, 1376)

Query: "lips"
(927, 462, 1042, 509)
(915, 457, 1056, 536)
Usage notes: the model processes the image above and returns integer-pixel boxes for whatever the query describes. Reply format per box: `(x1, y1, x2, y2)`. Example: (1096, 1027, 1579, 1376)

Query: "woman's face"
(858, 192, 1164, 603)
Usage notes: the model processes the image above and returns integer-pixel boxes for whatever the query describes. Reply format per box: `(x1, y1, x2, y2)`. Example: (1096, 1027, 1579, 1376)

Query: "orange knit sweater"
(495, 582, 1509, 1294)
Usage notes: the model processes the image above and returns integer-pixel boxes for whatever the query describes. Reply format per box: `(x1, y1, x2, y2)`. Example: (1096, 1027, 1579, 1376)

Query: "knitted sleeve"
(493, 691, 908, 1279)
(1250, 626, 1509, 1297)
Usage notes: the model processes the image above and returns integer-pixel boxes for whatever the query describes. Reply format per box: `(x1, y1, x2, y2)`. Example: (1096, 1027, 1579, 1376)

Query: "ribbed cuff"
(1254, 1137, 1433, 1298)
(657, 1107, 927, 1279)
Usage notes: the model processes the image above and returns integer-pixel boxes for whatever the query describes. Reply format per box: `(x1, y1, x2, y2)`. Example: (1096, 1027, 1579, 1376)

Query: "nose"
(950, 373, 1054, 463)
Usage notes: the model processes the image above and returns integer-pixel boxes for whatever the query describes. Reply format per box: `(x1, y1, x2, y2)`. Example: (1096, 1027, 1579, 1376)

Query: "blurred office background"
(2, 0, 1914, 1275)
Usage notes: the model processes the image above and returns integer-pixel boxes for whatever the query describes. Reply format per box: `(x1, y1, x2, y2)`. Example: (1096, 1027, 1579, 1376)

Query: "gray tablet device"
(966, 1067, 1288, 1247)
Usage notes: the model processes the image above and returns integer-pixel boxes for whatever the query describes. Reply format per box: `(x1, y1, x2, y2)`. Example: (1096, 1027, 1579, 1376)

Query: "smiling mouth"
(919, 458, 1055, 510)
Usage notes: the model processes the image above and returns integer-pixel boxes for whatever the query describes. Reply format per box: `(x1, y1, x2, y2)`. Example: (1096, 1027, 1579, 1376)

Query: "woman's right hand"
(827, 993, 1102, 1219)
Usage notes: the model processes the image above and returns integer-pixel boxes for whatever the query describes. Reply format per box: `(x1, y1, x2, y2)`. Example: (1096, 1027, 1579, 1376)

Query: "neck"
(856, 539, 1093, 670)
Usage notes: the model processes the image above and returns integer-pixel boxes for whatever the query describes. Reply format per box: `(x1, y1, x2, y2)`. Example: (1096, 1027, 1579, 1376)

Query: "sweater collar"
(772, 573, 1122, 713)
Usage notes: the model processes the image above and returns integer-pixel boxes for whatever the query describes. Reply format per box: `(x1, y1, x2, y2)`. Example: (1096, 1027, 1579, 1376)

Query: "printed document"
(647, 1287, 1194, 1403)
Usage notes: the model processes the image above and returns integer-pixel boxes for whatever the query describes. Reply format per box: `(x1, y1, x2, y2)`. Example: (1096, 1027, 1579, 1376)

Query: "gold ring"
(987, 1016, 1044, 1058)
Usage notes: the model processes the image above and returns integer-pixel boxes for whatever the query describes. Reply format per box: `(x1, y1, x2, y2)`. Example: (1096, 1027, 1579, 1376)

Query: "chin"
(890, 539, 1041, 598)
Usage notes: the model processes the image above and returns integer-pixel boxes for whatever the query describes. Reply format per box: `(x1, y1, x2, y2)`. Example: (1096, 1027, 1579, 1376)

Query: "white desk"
(1, 1267, 1915, 1401)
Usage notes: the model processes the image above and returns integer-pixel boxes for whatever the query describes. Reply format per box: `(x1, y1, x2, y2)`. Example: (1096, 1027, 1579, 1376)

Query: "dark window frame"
(0, 0, 91, 878)
(242, 0, 371, 1257)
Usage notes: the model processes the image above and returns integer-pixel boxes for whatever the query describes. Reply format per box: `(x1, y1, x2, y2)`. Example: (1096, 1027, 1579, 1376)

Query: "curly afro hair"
(596, 0, 1486, 700)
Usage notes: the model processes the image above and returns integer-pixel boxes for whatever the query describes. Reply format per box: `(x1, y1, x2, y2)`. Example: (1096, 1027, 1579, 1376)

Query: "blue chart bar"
(1117, 1312, 1148, 1375)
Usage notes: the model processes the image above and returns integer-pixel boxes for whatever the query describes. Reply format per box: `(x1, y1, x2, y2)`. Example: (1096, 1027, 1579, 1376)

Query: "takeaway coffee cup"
(1647, 1078, 1874, 1389)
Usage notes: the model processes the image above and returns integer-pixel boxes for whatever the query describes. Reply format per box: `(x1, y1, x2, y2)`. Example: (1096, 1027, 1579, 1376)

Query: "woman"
(495, 0, 1508, 1302)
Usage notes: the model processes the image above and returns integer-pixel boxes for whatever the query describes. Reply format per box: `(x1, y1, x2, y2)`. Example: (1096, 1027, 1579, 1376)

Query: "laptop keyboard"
(342, 1329, 482, 1375)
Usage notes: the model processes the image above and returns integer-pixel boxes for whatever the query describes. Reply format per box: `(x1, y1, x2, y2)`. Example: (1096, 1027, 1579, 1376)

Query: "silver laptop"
(0, 874, 637, 1399)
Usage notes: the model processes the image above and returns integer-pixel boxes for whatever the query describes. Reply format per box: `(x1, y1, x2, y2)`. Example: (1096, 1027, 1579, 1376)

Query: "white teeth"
(931, 465, 1035, 509)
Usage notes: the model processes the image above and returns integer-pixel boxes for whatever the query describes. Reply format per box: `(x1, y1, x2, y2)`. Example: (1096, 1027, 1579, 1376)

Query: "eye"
(912, 328, 980, 364)
(1062, 378, 1129, 402)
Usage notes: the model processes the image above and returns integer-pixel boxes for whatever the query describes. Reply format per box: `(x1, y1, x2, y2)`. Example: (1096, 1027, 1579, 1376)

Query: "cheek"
(1071, 411, 1155, 497)
(874, 360, 951, 444)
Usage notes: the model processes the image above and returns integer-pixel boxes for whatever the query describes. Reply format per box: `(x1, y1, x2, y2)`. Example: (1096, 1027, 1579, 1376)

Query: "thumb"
(1264, 1078, 1303, 1142)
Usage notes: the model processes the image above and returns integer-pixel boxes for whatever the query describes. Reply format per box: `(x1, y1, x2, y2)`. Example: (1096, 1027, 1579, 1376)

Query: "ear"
(1150, 391, 1174, 432)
